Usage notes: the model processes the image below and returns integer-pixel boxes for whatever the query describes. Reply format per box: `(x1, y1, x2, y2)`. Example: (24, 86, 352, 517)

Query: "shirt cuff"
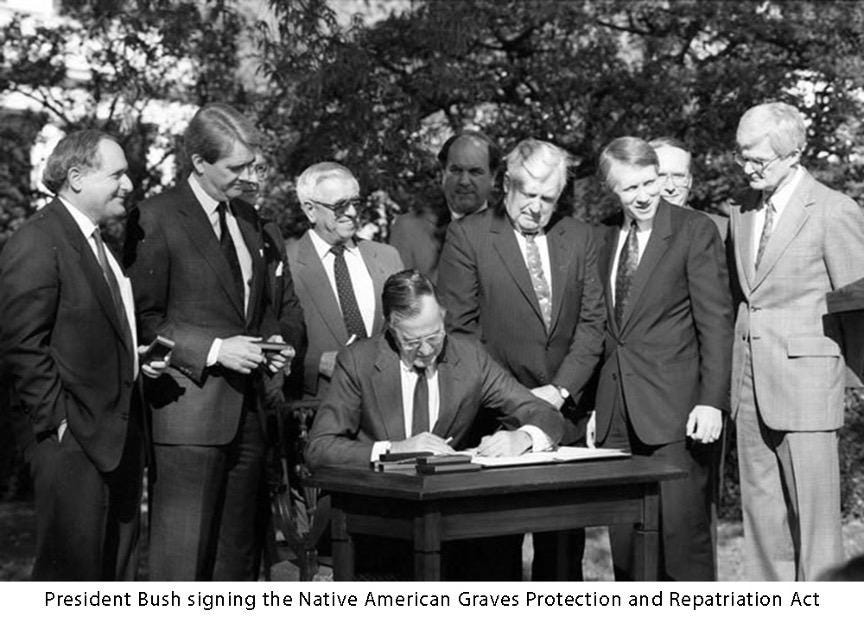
(521, 424, 553, 452)
(370, 440, 391, 462)
(206, 338, 223, 367)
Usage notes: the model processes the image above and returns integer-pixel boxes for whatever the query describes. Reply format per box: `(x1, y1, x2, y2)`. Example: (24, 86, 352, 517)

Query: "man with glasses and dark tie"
(125, 103, 291, 580)
(593, 136, 732, 581)
(728, 102, 864, 580)
(306, 269, 563, 579)
(286, 162, 403, 401)
(438, 138, 605, 580)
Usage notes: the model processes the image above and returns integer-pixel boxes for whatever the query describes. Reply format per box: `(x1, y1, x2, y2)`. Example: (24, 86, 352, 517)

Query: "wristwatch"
(554, 385, 570, 402)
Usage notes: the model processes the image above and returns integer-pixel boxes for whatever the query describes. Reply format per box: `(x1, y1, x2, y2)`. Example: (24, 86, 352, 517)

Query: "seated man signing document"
(306, 269, 563, 467)
(305, 270, 563, 580)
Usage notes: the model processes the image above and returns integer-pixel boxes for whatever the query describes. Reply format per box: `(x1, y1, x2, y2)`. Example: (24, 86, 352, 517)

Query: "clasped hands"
(389, 429, 533, 458)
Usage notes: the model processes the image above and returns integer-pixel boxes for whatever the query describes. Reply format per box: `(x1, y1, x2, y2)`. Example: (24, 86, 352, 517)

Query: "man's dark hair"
(382, 269, 439, 322)
(437, 130, 501, 173)
(183, 103, 260, 165)
(597, 136, 659, 188)
(42, 129, 119, 194)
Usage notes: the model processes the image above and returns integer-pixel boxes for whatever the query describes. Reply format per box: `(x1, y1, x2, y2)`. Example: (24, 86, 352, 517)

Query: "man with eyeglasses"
(438, 138, 605, 580)
(124, 103, 292, 580)
(728, 102, 864, 580)
(649, 137, 728, 241)
(287, 162, 403, 401)
(306, 269, 563, 579)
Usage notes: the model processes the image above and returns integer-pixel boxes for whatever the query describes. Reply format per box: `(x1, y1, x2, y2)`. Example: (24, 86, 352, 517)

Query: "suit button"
(612, 373, 618, 382)
(123, 379, 132, 387)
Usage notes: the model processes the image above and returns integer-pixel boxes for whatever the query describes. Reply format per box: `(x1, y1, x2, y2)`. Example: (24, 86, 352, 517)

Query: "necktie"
(524, 233, 552, 330)
(614, 220, 639, 327)
(411, 366, 429, 436)
(92, 228, 133, 349)
(755, 199, 775, 271)
(330, 244, 367, 339)
(217, 202, 245, 302)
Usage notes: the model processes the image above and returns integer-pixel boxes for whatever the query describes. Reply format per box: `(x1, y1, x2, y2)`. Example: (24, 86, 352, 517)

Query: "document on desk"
(472, 446, 629, 468)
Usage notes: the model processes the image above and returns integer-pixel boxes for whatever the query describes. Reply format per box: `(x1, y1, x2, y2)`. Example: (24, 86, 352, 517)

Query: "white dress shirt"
(609, 218, 652, 305)
(513, 227, 553, 299)
(308, 229, 376, 337)
(751, 166, 804, 265)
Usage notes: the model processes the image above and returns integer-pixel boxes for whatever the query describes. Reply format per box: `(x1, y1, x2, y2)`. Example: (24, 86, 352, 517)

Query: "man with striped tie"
(594, 136, 733, 581)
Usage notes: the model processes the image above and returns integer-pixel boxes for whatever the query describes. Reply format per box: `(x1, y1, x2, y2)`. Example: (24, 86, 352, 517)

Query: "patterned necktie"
(217, 202, 245, 302)
(614, 220, 639, 327)
(330, 244, 367, 339)
(411, 366, 429, 436)
(92, 229, 132, 349)
(755, 198, 775, 271)
(524, 233, 552, 330)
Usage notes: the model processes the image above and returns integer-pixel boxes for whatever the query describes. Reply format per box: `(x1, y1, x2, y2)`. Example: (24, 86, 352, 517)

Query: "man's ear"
(66, 166, 85, 193)
(190, 153, 206, 176)
(300, 201, 316, 224)
(502, 172, 512, 194)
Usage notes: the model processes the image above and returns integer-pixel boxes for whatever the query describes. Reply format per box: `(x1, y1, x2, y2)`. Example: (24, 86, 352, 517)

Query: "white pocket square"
(275, 261, 284, 277)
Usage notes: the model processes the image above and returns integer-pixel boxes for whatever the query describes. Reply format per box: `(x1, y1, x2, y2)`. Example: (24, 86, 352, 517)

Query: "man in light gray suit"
(287, 162, 403, 400)
(729, 102, 864, 580)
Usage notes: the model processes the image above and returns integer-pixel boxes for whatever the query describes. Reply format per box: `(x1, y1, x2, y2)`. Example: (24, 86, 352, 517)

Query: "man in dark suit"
(437, 138, 605, 580)
(287, 162, 403, 401)
(124, 104, 290, 580)
(389, 131, 499, 280)
(0, 130, 166, 579)
(306, 270, 563, 579)
(594, 136, 733, 581)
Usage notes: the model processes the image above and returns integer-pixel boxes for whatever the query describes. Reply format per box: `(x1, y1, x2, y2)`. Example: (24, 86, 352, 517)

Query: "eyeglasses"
(733, 153, 782, 174)
(392, 326, 445, 352)
(657, 172, 691, 188)
(306, 197, 362, 218)
(252, 163, 269, 178)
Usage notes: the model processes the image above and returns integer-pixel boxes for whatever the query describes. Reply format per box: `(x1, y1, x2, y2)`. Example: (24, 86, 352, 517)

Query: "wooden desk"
(309, 456, 685, 581)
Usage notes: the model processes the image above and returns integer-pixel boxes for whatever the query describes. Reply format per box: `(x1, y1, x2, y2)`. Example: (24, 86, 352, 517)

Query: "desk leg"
(331, 506, 355, 581)
(634, 483, 660, 581)
(413, 510, 442, 581)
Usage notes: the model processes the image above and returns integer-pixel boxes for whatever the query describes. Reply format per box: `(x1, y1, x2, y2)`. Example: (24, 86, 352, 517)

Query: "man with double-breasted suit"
(0, 130, 166, 580)
(729, 102, 864, 580)
(286, 162, 403, 401)
(594, 137, 733, 581)
(125, 104, 290, 580)
(438, 138, 605, 580)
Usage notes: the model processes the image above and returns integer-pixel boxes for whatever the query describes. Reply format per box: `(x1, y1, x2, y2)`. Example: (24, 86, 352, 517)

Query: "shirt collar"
(187, 174, 220, 216)
(765, 165, 804, 215)
(309, 228, 357, 260)
(449, 202, 488, 221)
(58, 196, 98, 239)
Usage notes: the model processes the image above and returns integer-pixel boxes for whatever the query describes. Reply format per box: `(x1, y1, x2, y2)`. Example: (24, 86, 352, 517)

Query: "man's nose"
(239, 164, 256, 182)
(121, 174, 133, 192)
(418, 339, 434, 356)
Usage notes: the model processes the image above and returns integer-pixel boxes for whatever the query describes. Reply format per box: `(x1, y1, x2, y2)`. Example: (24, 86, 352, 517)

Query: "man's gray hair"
(737, 102, 807, 156)
(504, 138, 571, 196)
(295, 162, 359, 203)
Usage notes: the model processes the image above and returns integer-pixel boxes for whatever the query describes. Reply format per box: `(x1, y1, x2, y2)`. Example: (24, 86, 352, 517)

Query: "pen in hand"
(345, 334, 358, 346)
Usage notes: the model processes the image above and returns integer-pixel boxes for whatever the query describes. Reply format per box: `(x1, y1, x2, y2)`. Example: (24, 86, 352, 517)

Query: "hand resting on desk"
(390, 432, 455, 455)
(476, 429, 532, 457)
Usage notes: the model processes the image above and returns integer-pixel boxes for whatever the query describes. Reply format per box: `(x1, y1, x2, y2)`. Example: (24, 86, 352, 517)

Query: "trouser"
(736, 344, 843, 580)
(31, 416, 143, 581)
(600, 394, 715, 581)
(148, 404, 266, 580)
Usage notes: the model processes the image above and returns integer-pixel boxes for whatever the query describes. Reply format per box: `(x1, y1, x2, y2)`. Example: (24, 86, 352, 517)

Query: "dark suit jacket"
(124, 181, 279, 445)
(305, 333, 564, 468)
(437, 208, 606, 442)
(389, 207, 449, 281)
(595, 201, 733, 445)
(286, 231, 403, 398)
(0, 199, 137, 471)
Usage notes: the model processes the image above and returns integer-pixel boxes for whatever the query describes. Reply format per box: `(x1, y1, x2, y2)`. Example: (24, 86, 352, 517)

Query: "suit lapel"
(736, 192, 760, 292)
(372, 336, 406, 441)
(490, 214, 546, 327)
(175, 184, 245, 318)
(547, 220, 572, 335)
(51, 201, 131, 351)
(751, 174, 813, 290)
(295, 232, 348, 344)
(618, 201, 673, 332)
(598, 224, 620, 337)
(232, 200, 266, 325)
(431, 340, 461, 439)
(358, 240, 385, 334)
